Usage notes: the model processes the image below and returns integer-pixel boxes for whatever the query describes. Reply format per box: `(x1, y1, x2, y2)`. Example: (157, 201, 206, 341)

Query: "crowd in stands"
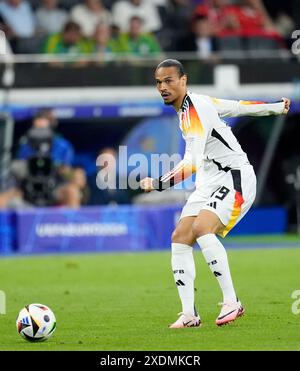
(0, 0, 297, 58)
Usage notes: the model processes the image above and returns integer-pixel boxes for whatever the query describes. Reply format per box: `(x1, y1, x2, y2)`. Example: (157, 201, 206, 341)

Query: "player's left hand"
(140, 177, 155, 192)
(282, 97, 290, 114)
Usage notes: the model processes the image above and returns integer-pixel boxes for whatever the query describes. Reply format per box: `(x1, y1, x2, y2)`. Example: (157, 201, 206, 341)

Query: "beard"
(163, 99, 175, 106)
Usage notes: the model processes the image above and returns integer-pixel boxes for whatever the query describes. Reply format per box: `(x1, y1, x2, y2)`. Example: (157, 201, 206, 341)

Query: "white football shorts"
(179, 164, 257, 237)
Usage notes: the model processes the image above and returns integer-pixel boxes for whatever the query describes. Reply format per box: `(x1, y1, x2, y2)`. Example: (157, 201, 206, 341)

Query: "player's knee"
(171, 228, 194, 245)
(171, 228, 181, 243)
(172, 228, 190, 245)
(192, 219, 215, 238)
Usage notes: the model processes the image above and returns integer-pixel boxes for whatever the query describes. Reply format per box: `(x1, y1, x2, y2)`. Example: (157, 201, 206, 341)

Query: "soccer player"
(140, 59, 290, 328)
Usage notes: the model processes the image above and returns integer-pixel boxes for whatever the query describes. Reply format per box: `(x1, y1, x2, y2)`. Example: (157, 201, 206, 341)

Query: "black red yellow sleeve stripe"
(153, 160, 195, 192)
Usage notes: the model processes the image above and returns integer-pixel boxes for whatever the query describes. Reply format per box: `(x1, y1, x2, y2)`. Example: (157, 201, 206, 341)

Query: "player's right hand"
(282, 97, 290, 114)
(140, 177, 155, 192)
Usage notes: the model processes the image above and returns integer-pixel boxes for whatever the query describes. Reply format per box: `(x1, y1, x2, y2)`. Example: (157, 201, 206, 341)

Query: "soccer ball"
(16, 303, 56, 342)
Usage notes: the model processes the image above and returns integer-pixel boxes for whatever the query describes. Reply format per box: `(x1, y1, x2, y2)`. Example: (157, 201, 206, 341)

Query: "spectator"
(233, 0, 284, 50)
(167, 0, 196, 38)
(195, 0, 278, 37)
(194, 0, 283, 52)
(36, 0, 68, 36)
(110, 23, 121, 40)
(177, 14, 217, 59)
(69, 167, 90, 205)
(234, 0, 278, 36)
(194, 0, 241, 37)
(112, 0, 162, 33)
(0, 0, 35, 38)
(273, 11, 295, 47)
(55, 166, 90, 208)
(91, 23, 126, 60)
(42, 21, 93, 57)
(55, 181, 82, 208)
(70, 0, 111, 37)
(92, 147, 131, 205)
(0, 16, 14, 62)
(118, 16, 162, 56)
(0, 0, 36, 52)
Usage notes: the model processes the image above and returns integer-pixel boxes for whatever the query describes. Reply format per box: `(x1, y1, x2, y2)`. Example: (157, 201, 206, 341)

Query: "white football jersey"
(178, 92, 285, 188)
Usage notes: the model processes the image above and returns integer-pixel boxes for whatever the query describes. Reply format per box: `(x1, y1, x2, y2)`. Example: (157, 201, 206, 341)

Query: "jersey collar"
(179, 92, 190, 111)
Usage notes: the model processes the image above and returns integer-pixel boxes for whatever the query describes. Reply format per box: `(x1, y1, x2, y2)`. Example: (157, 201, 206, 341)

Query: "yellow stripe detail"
(239, 100, 265, 105)
(219, 193, 244, 238)
(181, 104, 204, 138)
(210, 97, 221, 105)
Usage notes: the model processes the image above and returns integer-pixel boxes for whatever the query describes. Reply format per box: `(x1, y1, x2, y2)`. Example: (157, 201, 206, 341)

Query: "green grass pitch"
(0, 246, 299, 350)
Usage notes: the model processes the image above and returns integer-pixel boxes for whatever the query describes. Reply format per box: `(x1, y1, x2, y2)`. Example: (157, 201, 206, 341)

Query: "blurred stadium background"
(0, 0, 299, 254)
(0, 0, 300, 352)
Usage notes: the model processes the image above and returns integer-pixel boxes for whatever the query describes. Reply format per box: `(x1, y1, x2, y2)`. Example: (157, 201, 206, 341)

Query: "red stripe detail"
(235, 191, 244, 207)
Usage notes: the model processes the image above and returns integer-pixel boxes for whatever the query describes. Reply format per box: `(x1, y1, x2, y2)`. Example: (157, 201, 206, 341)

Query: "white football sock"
(171, 243, 196, 316)
(196, 234, 237, 303)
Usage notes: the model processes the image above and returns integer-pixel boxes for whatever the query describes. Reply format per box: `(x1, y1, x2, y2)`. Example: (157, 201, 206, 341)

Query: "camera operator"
(16, 112, 82, 207)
